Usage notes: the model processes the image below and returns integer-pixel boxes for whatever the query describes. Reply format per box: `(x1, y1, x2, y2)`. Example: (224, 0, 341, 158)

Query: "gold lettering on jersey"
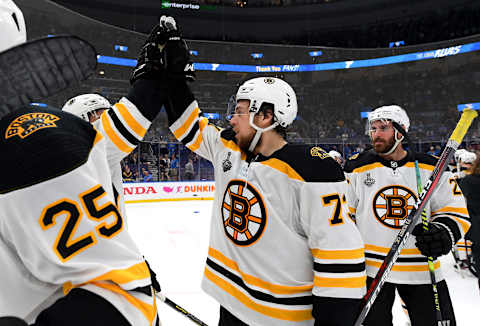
(5, 112, 60, 140)
(310, 146, 329, 159)
(372, 185, 417, 229)
(221, 179, 267, 246)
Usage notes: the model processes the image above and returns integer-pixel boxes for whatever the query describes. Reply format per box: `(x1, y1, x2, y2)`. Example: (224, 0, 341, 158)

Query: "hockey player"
(344, 105, 470, 326)
(457, 155, 480, 288)
(453, 148, 476, 178)
(61, 94, 130, 218)
(132, 16, 367, 326)
(329, 150, 344, 166)
(0, 8, 168, 325)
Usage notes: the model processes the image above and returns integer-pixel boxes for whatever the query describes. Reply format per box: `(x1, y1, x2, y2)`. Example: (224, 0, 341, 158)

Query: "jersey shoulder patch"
(0, 107, 97, 194)
(343, 150, 378, 173)
(273, 144, 345, 182)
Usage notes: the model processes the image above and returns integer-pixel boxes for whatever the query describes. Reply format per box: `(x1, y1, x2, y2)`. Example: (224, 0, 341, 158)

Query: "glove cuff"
(432, 221, 455, 248)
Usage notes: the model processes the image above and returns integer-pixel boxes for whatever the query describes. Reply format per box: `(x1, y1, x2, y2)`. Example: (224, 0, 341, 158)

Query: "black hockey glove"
(412, 222, 454, 258)
(130, 16, 195, 84)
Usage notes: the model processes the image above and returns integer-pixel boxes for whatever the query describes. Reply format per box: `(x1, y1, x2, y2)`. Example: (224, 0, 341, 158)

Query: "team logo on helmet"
(310, 146, 329, 159)
(222, 180, 267, 246)
(264, 77, 275, 84)
(372, 185, 417, 229)
(5, 112, 60, 140)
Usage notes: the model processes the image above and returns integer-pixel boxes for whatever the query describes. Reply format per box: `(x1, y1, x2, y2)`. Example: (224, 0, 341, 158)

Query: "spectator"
(142, 167, 153, 182)
(184, 158, 195, 180)
(170, 154, 179, 181)
(159, 154, 169, 181)
(122, 164, 135, 182)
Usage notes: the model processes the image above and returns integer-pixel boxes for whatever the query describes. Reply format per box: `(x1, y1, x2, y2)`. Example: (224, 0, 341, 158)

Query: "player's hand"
(412, 222, 453, 258)
(130, 16, 195, 84)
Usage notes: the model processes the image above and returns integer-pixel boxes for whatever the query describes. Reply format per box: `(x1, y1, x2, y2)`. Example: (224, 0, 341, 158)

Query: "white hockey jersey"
(168, 99, 366, 326)
(0, 106, 156, 326)
(344, 150, 470, 284)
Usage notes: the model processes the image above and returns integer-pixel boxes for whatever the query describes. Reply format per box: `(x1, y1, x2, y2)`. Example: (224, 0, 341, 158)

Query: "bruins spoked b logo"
(372, 185, 417, 229)
(222, 180, 267, 246)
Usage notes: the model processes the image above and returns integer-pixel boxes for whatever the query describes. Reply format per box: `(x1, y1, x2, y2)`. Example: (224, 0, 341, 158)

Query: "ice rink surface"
(126, 200, 479, 326)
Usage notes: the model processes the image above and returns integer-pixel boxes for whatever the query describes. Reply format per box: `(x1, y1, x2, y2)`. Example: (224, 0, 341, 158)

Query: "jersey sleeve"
(344, 171, 359, 222)
(94, 97, 152, 166)
(165, 81, 221, 161)
(94, 78, 170, 167)
(430, 171, 471, 243)
(299, 180, 366, 300)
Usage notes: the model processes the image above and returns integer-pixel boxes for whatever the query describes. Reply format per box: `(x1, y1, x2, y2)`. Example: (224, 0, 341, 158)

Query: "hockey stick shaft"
(155, 292, 209, 326)
(353, 108, 477, 326)
(415, 160, 444, 323)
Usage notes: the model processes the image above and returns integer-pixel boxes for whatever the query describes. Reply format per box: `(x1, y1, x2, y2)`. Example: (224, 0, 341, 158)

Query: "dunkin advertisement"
(123, 181, 215, 203)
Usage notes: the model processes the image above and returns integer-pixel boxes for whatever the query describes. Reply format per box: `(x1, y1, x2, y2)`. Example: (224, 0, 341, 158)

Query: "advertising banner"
(123, 181, 215, 203)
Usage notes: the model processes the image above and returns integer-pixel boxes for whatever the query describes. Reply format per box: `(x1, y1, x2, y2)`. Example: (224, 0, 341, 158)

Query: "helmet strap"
(382, 129, 403, 155)
(247, 112, 279, 152)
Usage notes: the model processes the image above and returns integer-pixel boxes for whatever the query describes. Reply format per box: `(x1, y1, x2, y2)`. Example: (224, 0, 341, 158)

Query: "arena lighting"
(114, 45, 128, 52)
(360, 111, 371, 119)
(457, 103, 480, 111)
(308, 51, 323, 57)
(190, 50, 198, 56)
(203, 112, 220, 119)
(97, 40, 480, 72)
(389, 40, 405, 48)
(30, 103, 48, 107)
(251, 53, 263, 59)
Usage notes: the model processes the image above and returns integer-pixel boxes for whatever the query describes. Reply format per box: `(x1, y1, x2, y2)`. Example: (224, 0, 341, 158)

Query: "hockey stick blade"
(155, 292, 209, 326)
(353, 108, 478, 326)
(0, 35, 97, 118)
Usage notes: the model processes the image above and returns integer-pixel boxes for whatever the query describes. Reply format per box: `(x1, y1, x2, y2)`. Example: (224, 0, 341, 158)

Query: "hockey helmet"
(0, 0, 26, 53)
(367, 105, 410, 132)
(457, 150, 476, 164)
(62, 93, 111, 122)
(329, 150, 342, 160)
(235, 77, 297, 128)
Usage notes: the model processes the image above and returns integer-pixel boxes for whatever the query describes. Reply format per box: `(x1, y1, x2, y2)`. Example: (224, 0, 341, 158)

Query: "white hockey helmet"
(329, 150, 342, 160)
(368, 105, 410, 132)
(236, 77, 297, 128)
(454, 149, 468, 163)
(456, 150, 476, 164)
(0, 0, 26, 53)
(62, 93, 111, 122)
(367, 105, 410, 155)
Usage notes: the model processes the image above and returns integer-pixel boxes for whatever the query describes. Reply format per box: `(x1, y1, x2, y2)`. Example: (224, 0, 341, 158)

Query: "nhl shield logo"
(222, 152, 232, 172)
(364, 173, 376, 187)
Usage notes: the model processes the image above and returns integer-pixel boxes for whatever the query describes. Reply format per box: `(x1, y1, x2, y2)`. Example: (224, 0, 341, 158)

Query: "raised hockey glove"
(130, 16, 195, 84)
(412, 222, 454, 258)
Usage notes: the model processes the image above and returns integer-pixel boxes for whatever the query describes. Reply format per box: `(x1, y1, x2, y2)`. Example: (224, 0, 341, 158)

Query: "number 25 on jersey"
(39, 185, 123, 262)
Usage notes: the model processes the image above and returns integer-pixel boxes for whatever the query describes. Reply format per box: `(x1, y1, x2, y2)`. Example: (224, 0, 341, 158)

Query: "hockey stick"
(415, 160, 444, 324)
(353, 108, 478, 326)
(155, 292, 209, 326)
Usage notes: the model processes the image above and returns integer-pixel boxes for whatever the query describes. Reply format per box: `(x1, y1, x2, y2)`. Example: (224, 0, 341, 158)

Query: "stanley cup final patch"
(364, 173, 376, 186)
(5, 112, 60, 140)
(222, 152, 232, 172)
